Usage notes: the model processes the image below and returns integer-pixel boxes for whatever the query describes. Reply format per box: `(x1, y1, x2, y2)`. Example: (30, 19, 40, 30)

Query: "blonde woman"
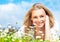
(15, 3, 59, 42)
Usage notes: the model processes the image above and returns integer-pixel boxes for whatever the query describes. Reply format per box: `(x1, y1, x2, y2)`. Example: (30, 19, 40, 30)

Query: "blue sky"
(0, 0, 60, 27)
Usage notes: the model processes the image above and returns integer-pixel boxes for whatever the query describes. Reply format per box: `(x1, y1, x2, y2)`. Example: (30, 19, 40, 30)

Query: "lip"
(37, 22, 44, 26)
(37, 22, 43, 25)
(33, 22, 44, 26)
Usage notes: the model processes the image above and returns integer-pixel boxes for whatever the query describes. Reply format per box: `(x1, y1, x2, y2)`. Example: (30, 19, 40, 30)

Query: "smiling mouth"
(33, 22, 44, 26)
(37, 23, 44, 26)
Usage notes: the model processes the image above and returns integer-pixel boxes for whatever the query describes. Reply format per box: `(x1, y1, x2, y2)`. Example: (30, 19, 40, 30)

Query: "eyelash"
(40, 16, 44, 18)
(34, 17, 37, 18)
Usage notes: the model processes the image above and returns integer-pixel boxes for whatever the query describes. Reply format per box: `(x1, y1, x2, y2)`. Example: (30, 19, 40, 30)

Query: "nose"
(37, 17, 42, 22)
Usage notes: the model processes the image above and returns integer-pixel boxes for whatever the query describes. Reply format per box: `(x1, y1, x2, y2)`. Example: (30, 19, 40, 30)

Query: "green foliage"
(0, 32, 50, 42)
(0, 29, 60, 42)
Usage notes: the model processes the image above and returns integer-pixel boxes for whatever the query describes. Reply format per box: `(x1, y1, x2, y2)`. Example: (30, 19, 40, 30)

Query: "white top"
(50, 21, 59, 41)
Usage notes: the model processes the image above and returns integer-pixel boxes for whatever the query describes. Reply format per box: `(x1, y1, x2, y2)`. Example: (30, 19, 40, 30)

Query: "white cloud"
(0, 1, 32, 26)
(0, 3, 15, 12)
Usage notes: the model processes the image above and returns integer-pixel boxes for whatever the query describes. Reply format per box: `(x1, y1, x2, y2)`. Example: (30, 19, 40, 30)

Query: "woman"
(15, 3, 59, 42)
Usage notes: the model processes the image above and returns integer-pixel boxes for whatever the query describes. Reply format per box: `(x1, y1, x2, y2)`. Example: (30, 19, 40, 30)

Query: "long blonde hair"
(23, 3, 54, 33)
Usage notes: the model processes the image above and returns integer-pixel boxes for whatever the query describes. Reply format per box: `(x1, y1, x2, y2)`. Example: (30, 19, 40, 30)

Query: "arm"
(45, 15, 51, 40)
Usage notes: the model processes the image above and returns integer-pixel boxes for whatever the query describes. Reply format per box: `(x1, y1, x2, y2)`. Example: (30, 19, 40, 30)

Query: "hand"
(45, 15, 50, 40)
(45, 15, 50, 28)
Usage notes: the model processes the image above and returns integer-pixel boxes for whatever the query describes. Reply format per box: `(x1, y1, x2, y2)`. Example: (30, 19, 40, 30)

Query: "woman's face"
(31, 9, 46, 28)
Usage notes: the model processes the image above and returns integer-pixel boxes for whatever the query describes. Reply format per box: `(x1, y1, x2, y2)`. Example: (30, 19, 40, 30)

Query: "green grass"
(0, 30, 60, 42)
(0, 34, 60, 42)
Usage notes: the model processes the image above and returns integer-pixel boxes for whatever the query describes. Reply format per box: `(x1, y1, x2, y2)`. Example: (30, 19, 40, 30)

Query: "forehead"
(32, 8, 46, 16)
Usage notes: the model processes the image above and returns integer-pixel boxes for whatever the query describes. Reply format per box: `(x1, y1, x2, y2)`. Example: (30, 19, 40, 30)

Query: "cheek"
(41, 16, 46, 23)
(32, 19, 37, 23)
(31, 19, 37, 24)
(44, 17, 46, 24)
(43, 15, 46, 21)
(44, 17, 46, 21)
(42, 16, 46, 20)
(44, 16, 46, 21)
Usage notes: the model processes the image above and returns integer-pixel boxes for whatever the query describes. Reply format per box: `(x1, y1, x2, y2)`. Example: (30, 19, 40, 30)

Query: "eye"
(40, 15, 44, 18)
(33, 16, 37, 18)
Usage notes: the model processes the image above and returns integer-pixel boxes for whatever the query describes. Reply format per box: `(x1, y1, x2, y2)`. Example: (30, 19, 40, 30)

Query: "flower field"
(0, 25, 60, 42)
